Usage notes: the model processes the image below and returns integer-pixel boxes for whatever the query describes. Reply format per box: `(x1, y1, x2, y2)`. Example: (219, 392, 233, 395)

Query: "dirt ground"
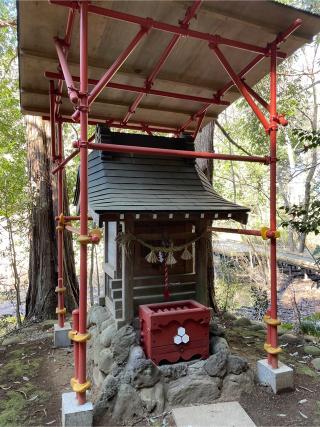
(0, 323, 73, 427)
(0, 321, 319, 427)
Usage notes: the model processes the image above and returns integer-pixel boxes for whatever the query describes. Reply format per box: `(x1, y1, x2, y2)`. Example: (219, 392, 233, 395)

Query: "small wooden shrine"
(75, 125, 249, 326)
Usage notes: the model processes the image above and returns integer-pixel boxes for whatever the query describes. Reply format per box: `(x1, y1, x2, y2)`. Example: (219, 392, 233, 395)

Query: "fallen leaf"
(297, 386, 314, 393)
(299, 399, 307, 404)
(28, 395, 38, 401)
(277, 414, 287, 417)
(296, 344, 303, 348)
(280, 343, 288, 348)
(299, 411, 308, 419)
(0, 385, 11, 390)
(46, 420, 56, 425)
(22, 376, 30, 381)
(290, 352, 298, 357)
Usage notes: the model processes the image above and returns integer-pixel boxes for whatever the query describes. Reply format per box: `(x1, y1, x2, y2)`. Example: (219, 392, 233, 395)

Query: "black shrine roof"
(74, 126, 249, 225)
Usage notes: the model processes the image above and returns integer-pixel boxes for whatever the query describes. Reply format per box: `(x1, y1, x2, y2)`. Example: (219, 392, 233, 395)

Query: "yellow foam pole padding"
(78, 235, 92, 245)
(55, 286, 66, 293)
(260, 227, 281, 240)
(70, 377, 91, 393)
(56, 307, 67, 315)
(263, 314, 281, 326)
(70, 332, 91, 343)
(264, 343, 282, 355)
(68, 330, 77, 340)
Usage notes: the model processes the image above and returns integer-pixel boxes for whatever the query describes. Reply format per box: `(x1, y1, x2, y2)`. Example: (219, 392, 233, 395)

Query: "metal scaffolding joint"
(263, 314, 281, 326)
(70, 377, 91, 393)
(70, 332, 91, 343)
(264, 343, 282, 355)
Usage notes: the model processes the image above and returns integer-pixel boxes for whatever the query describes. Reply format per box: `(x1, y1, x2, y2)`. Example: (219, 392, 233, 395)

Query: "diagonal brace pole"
(55, 37, 79, 105)
(210, 44, 270, 131)
(72, 26, 149, 122)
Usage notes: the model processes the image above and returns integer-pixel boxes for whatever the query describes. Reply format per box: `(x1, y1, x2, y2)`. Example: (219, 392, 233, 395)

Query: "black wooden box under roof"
(74, 126, 250, 325)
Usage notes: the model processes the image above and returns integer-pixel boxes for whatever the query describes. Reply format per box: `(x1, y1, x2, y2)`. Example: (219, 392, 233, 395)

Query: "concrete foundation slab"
(172, 402, 256, 427)
(257, 359, 294, 393)
(62, 392, 93, 427)
(54, 322, 71, 348)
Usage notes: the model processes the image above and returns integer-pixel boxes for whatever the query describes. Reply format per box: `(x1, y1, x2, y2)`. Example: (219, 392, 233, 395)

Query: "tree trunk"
(25, 116, 78, 320)
(195, 121, 219, 313)
(7, 217, 22, 327)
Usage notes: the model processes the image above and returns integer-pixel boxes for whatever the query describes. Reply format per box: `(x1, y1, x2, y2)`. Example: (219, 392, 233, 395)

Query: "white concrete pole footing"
(62, 392, 93, 427)
(54, 322, 72, 348)
(257, 359, 294, 393)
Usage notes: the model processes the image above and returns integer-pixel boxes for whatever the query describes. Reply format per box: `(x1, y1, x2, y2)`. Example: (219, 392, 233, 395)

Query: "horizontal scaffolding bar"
(44, 71, 229, 106)
(81, 141, 270, 163)
(43, 115, 181, 135)
(209, 227, 261, 236)
(209, 226, 278, 239)
(55, 215, 93, 221)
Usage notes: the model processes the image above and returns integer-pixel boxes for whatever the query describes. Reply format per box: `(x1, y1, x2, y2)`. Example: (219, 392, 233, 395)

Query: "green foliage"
(0, 1, 27, 221)
(300, 313, 320, 337)
(292, 128, 320, 152)
(281, 200, 320, 234)
(281, 322, 294, 331)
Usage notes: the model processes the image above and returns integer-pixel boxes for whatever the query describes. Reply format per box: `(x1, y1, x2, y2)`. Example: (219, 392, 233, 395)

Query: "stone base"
(62, 392, 93, 427)
(173, 402, 256, 427)
(257, 359, 294, 393)
(54, 322, 71, 348)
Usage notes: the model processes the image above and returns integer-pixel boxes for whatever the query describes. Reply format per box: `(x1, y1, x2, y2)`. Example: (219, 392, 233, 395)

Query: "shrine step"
(172, 402, 256, 427)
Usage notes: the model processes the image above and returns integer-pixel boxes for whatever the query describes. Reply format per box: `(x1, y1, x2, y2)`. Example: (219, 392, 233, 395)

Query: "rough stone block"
(62, 392, 93, 427)
(54, 323, 71, 348)
(257, 359, 294, 393)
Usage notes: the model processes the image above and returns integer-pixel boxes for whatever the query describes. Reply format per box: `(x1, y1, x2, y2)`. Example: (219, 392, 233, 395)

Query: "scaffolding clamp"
(56, 307, 67, 315)
(68, 330, 77, 340)
(56, 213, 71, 231)
(263, 314, 281, 326)
(260, 227, 280, 240)
(55, 286, 66, 293)
(70, 377, 91, 393)
(69, 332, 91, 343)
(264, 343, 282, 355)
(78, 228, 102, 245)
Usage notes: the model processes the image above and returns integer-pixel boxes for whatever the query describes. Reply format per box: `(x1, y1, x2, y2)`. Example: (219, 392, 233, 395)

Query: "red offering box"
(139, 299, 210, 365)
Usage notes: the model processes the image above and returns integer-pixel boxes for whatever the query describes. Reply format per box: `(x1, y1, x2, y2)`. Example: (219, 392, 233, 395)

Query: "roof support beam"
(122, 0, 202, 124)
(50, 0, 287, 58)
(44, 71, 230, 106)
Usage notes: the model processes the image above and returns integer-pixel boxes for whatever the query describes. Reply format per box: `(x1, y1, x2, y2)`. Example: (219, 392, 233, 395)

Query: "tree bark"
(25, 116, 78, 320)
(195, 121, 219, 313)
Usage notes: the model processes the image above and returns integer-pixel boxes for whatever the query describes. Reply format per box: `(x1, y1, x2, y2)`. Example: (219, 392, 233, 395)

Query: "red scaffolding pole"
(56, 121, 66, 328)
(47, 0, 303, 404)
(77, 0, 90, 404)
(268, 42, 281, 368)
